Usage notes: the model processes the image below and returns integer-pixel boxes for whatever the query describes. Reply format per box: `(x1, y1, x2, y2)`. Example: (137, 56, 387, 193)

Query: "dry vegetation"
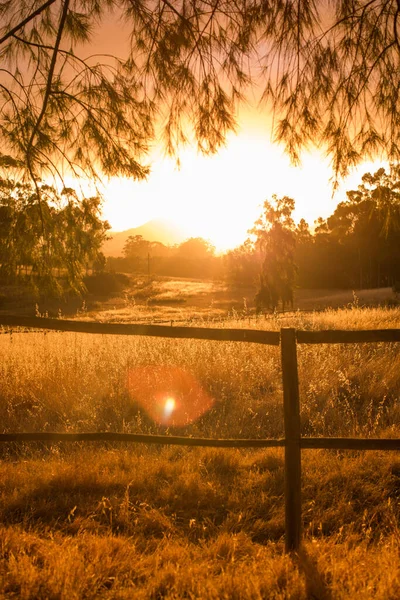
(1, 304, 400, 598)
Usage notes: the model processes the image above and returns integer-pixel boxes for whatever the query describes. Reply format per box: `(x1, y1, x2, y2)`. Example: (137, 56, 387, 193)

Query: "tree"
(253, 2, 400, 181)
(290, 166, 400, 290)
(3, 1, 400, 191)
(123, 235, 150, 259)
(251, 196, 297, 311)
(122, 234, 151, 272)
(59, 190, 110, 289)
(0, 0, 254, 187)
(294, 219, 318, 289)
(175, 237, 215, 260)
(302, 219, 353, 289)
(162, 237, 218, 278)
(324, 166, 400, 287)
(0, 177, 109, 294)
(224, 239, 260, 287)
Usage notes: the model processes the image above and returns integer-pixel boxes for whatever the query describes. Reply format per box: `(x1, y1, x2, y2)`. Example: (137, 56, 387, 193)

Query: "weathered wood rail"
(1, 315, 400, 553)
(0, 315, 280, 344)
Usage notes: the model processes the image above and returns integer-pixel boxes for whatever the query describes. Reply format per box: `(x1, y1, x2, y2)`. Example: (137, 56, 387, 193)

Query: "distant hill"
(102, 218, 189, 257)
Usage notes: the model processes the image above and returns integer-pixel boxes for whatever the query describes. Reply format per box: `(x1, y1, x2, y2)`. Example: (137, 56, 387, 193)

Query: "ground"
(0, 273, 397, 322)
(1, 278, 400, 598)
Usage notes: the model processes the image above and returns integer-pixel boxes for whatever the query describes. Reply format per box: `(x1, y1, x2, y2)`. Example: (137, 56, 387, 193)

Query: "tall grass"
(1, 306, 400, 598)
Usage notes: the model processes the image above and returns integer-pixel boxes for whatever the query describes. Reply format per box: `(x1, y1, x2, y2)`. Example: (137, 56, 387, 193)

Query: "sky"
(99, 114, 380, 253)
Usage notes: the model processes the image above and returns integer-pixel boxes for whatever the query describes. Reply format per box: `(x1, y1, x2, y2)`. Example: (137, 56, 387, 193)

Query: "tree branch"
(0, 0, 58, 46)
(26, 0, 70, 166)
(394, 0, 400, 49)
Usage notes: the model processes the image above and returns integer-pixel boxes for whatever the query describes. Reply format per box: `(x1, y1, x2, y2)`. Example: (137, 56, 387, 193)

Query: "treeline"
(0, 179, 109, 295)
(296, 169, 400, 289)
(107, 236, 222, 279)
(107, 167, 400, 306)
(224, 167, 400, 307)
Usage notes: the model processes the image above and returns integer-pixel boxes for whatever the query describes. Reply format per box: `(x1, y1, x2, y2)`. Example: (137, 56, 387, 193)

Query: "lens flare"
(126, 366, 214, 426)
(163, 397, 176, 419)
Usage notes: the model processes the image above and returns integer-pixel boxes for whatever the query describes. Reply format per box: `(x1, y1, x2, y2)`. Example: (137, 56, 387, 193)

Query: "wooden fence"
(1, 315, 400, 552)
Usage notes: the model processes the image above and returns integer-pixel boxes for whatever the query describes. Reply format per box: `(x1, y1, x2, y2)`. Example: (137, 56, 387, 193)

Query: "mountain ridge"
(102, 218, 189, 257)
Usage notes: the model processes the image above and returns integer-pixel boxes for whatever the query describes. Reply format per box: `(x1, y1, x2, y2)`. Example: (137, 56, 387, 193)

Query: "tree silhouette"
(0, 178, 109, 294)
(224, 239, 260, 287)
(122, 235, 151, 273)
(222, 167, 400, 295)
(175, 238, 215, 260)
(322, 166, 400, 288)
(123, 235, 150, 259)
(0, 0, 254, 185)
(251, 196, 297, 311)
(290, 166, 400, 290)
(2, 1, 400, 188)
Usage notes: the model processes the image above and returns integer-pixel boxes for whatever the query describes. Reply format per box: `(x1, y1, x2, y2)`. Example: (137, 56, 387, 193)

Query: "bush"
(83, 272, 130, 296)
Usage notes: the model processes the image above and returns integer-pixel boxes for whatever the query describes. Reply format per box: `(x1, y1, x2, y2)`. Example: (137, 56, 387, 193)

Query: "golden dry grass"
(1, 305, 400, 598)
(294, 287, 396, 310)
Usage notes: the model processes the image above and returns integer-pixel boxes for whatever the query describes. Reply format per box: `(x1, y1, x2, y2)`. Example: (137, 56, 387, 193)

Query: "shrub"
(83, 272, 130, 296)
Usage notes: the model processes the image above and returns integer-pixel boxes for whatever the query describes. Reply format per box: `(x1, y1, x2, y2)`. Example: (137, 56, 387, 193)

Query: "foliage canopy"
(250, 196, 297, 310)
(2, 1, 400, 185)
(0, 178, 109, 294)
(224, 167, 400, 297)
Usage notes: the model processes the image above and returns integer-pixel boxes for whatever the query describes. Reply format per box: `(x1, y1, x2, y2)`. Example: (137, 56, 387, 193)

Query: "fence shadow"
(0, 476, 126, 529)
(295, 547, 334, 600)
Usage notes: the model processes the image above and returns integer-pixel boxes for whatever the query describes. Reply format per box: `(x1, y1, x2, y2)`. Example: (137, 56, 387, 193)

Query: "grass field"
(83, 279, 398, 324)
(3, 272, 397, 321)
(1, 302, 400, 598)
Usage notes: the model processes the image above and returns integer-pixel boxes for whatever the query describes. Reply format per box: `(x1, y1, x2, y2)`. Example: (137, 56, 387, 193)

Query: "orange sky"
(100, 117, 381, 252)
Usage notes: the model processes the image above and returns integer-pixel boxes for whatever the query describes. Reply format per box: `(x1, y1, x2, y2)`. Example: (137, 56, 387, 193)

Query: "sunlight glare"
(163, 397, 176, 419)
(101, 128, 384, 250)
(126, 365, 214, 426)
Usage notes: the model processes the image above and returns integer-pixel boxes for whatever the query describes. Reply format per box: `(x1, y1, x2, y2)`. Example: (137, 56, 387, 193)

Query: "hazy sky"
(100, 114, 380, 252)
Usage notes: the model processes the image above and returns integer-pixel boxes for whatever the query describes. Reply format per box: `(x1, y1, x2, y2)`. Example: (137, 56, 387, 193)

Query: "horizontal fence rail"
(2, 316, 400, 553)
(2, 432, 398, 451)
(297, 328, 400, 344)
(0, 315, 280, 345)
(0, 432, 285, 448)
(300, 437, 400, 450)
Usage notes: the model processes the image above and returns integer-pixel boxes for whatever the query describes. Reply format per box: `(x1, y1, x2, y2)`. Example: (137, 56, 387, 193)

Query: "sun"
(101, 137, 270, 251)
(101, 126, 379, 252)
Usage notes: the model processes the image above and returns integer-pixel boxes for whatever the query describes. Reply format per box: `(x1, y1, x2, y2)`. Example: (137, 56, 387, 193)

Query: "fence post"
(281, 327, 302, 552)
